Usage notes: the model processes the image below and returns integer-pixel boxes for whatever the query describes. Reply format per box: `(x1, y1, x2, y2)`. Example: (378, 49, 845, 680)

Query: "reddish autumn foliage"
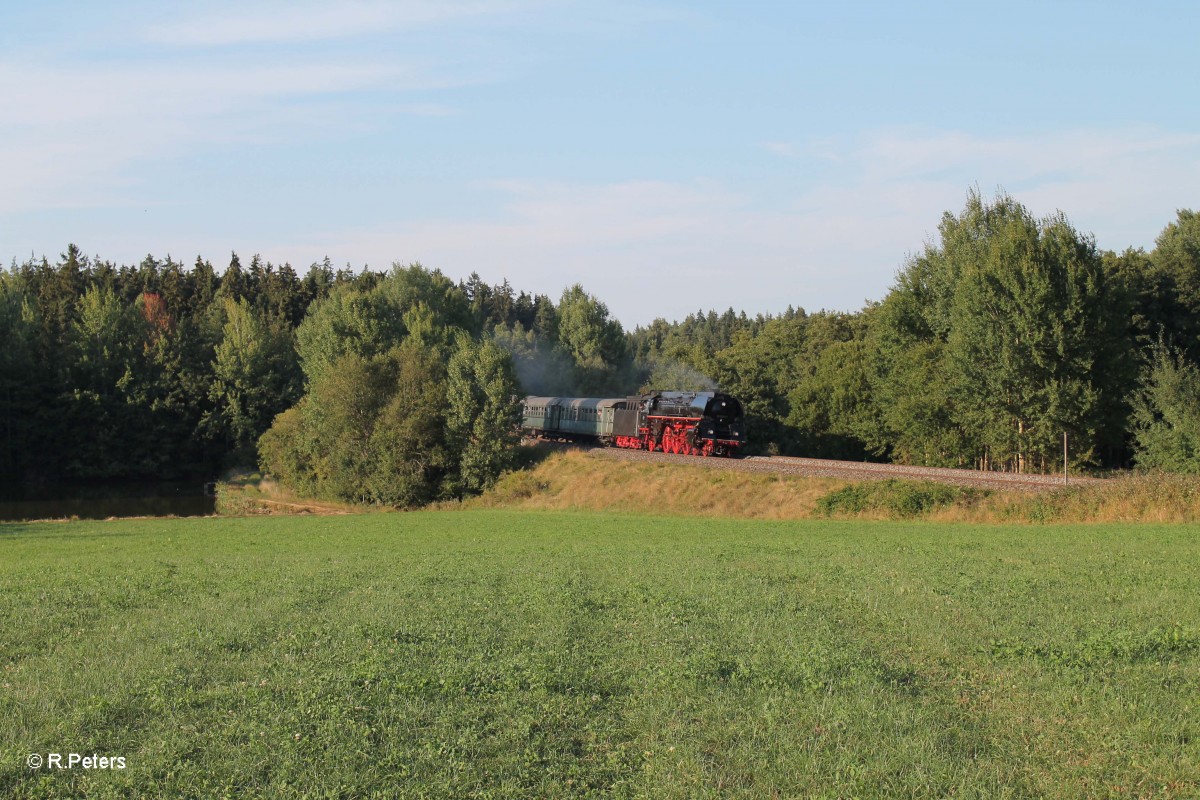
(140, 291, 173, 339)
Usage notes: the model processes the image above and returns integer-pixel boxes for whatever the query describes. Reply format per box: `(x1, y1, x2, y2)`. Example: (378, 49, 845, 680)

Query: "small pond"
(0, 481, 216, 522)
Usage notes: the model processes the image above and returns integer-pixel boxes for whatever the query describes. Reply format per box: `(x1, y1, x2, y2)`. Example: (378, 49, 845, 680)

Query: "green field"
(2, 511, 1198, 798)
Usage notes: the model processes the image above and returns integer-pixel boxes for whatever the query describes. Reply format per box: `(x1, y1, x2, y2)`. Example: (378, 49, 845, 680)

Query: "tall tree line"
(6, 190, 1200, 499)
(0, 249, 354, 485)
(629, 193, 1200, 473)
(0, 250, 630, 503)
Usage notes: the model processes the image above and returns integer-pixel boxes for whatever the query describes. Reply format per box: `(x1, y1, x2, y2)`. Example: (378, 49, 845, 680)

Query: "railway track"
(591, 447, 1105, 492)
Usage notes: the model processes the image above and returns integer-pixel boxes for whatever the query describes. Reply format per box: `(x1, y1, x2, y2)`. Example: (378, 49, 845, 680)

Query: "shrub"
(1131, 345, 1200, 473)
(816, 479, 985, 518)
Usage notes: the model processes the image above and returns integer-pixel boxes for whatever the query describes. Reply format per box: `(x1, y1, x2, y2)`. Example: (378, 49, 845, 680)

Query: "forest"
(2, 191, 1198, 506)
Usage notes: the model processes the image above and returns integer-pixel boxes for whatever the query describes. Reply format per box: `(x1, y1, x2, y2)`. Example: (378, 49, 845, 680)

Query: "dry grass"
(938, 471, 1200, 524)
(466, 450, 848, 519)
(464, 449, 848, 519)
(468, 449, 1200, 524)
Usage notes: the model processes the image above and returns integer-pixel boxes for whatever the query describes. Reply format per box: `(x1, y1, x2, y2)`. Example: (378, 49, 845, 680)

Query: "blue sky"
(2, 1, 1197, 326)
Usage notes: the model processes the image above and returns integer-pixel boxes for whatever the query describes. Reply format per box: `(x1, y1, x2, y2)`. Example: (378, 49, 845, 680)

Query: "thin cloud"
(0, 0, 546, 215)
(394, 103, 461, 117)
(842, 127, 1200, 250)
(2, 62, 413, 125)
(270, 128, 1200, 324)
(262, 177, 918, 323)
(142, 0, 543, 46)
(779, 126, 1200, 187)
(0, 58, 437, 213)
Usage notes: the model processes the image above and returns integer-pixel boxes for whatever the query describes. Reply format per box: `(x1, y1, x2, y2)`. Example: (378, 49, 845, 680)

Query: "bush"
(816, 479, 985, 518)
(1131, 345, 1200, 473)
(483, 470, 552, 504)
(214, 482, 261, 516)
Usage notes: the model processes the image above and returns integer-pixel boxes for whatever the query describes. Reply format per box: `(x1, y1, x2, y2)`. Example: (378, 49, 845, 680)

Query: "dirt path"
(249, 498, 352, 514)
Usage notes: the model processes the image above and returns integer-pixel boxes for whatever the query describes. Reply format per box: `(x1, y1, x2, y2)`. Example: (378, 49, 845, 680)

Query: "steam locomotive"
(522, 391, 746, 456)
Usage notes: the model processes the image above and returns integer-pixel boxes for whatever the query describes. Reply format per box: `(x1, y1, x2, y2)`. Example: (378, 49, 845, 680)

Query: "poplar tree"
(208, 297, 300, 456)
(444, 334, 522, 494)
(945, 195, 1130, 471)
(1149, 209, 1200, 361)
(556, 284, 627, 393)
(873, 191, 1132, 471)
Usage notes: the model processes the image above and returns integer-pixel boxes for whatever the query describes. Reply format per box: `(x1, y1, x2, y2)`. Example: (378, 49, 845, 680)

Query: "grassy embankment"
(217, 447, 1200, 524)
(3, 511, 1198, 798)
(463, 449, 1200, 524)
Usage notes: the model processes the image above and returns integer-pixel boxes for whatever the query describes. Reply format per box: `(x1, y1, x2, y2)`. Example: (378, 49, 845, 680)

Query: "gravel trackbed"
(591, 447, 1103, 492)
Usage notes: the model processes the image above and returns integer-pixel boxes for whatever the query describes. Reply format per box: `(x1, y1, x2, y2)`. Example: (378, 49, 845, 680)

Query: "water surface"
(0, 482, 216, 521)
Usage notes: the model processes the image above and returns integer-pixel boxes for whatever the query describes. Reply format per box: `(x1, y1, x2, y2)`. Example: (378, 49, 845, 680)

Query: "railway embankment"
(468, 447, 1200, 523)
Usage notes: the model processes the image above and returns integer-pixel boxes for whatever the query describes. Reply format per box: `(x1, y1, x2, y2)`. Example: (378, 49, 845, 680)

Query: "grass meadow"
(2, 510, 1198, 798)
